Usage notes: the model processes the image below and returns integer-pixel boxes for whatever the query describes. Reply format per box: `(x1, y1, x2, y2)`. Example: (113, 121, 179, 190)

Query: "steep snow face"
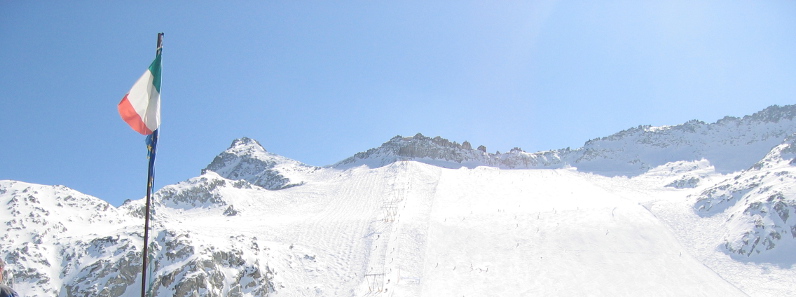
(0, 178, 277, 297)
(202, 137, 317, 190)
(694, 134, 796, 263)
(0, 181, 140, 297)
(574, 105, 796, 176)
(123, 172, 278, 297)
(336, 105, 796, 177)
(154, 172, 245, 210)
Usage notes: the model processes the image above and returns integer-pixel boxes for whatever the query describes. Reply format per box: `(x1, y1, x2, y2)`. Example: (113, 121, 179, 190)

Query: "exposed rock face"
(1, 180, 275, 297)
(333, 133, 566, 170)
(157, 175, 230, 209)
(336, 105, 796, 177)
(695, 134, 796, 260)
(571, 105, 796, 176)
(203, 137, 317, 190)
(145, 231, 273, 297)
(665, 176, 700, 189)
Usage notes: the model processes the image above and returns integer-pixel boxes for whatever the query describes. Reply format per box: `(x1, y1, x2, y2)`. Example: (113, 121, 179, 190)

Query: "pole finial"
(156, 33, 164, 55)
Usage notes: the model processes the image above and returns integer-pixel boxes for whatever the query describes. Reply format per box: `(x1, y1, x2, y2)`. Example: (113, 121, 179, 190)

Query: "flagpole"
(141, 32, 163, 297)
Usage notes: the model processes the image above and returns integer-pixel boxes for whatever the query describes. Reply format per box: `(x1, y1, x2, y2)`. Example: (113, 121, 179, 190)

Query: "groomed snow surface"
(149, 161, 789, 296)
(3, 160, 796, 296)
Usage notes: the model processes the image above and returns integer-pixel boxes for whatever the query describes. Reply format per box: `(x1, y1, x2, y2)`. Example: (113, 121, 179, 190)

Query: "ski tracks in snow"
(361, 161, 442, 296)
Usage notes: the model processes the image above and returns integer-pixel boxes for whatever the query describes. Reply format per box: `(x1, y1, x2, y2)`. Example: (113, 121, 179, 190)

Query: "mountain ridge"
(333, 104, 796, 176)
(3, 104, 796, 296)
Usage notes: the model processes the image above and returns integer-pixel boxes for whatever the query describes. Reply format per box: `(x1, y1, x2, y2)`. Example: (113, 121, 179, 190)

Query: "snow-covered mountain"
(202, 137, 318, 190)
(3, 104, 796, 296)
(694, 133, 796, 263)
(0, 181, 141, 296)
(337, 105, 796, 176)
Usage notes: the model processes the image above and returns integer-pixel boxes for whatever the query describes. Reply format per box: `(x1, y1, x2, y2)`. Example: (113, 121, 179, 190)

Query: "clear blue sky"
(1, 1, 795, 206)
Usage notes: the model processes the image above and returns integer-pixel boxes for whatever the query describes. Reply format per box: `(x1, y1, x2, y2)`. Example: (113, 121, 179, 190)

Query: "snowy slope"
(398, 165, 744, 296)
(3, 163, 761, 296)
(4, 104, 796, 296)
(0, 181, 141, 296)
(694, 133, 796, 263)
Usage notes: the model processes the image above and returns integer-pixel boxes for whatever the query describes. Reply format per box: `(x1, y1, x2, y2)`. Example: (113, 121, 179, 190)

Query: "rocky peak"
(745, 104, 796, 123)
(225, 137, 264, 154)
(202, 137, 314, 190)
(333, 133, 491, 169)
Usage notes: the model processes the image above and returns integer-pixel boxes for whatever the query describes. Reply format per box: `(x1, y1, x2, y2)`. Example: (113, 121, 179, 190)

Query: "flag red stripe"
(118, 94, 154, 135)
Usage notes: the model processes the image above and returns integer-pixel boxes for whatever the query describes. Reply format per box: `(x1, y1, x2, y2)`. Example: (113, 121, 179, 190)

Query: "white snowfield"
(140, 161, 785, 296)
(2, 157, 794, 296)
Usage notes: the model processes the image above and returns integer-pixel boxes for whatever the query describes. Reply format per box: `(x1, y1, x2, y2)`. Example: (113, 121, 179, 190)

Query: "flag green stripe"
(148, 53, 162, 93)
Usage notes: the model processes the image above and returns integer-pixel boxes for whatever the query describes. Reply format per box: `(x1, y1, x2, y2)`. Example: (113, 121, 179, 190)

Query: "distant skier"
(0, 259, 19, 297)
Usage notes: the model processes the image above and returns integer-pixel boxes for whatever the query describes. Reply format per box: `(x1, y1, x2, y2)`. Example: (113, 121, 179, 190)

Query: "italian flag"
(118, 53, 162, 135)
